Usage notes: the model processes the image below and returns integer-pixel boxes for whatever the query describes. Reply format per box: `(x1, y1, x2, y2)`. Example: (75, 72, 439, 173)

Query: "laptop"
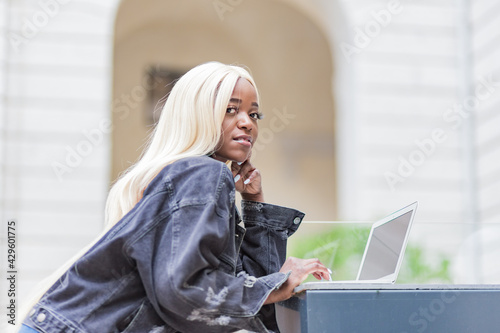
(294, 201, 418, 292)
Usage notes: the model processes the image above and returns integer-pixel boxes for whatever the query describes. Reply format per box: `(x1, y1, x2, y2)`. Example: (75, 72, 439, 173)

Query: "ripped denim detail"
(237, 271, 257, 288)
(187, 310, 231, 326)
(205, 287, 229, 306)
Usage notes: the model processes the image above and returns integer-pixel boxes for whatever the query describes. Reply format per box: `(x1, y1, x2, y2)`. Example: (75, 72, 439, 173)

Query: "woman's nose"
(237, 113, 253, 130)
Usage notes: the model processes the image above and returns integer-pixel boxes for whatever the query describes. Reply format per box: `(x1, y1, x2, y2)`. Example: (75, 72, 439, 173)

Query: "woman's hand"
(231, 159, 264, 202)
(264, 257, 331, 304)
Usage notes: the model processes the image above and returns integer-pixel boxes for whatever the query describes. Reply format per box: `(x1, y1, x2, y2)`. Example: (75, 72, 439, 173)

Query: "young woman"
(19, 62, 330, 333)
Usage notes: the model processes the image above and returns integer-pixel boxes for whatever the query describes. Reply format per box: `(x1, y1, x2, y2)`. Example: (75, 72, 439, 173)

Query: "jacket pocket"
(117, 300, 145, 333)
(217, 224, 245, 274)
(118, 299, 173, 333)
(218, 252, 237, 274)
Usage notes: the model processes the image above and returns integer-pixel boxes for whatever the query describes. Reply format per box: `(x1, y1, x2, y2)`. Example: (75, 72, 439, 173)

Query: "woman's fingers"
(265, 257, 332, 304)
(281, 257, 331, 285)
(243, 168, 260, 185)
(232, 160, 253, 179)
(231, 160, 264, 201)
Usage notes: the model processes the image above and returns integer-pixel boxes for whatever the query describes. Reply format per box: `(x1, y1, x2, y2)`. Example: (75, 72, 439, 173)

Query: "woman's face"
(214, 78, 261, 163)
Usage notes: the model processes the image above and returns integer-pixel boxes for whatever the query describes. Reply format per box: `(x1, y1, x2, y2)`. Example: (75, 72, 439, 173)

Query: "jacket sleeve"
(127, 163, 289, 333)
(238, 201, 305, 331)
(239, 200, 304, 277)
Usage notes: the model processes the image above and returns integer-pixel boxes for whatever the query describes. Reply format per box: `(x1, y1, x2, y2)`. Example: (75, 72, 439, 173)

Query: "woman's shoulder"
(150, 156, 232, 192)
(155, 156, 233, 201)
(175, 155, 224, 168)
(168, 155, 228, 175)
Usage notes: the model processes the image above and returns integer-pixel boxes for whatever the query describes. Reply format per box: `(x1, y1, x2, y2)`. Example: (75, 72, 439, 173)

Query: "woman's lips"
(233, 135, 252, 147)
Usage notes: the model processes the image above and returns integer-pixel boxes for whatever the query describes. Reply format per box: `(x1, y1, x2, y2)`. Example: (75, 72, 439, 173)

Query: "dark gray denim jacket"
(23, 156, 304, 333)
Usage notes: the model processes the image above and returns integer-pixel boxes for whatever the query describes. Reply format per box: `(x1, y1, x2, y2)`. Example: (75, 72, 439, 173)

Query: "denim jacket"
(23, 156, 304, 333)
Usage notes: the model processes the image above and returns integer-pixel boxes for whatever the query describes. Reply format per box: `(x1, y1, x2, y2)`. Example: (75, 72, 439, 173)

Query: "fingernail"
(244, 179, 250, 185)
(234, 175, 241, 183)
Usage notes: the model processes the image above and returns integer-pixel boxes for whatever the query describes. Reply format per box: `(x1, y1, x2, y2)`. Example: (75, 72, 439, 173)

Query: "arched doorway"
(112, 0, 336, 219)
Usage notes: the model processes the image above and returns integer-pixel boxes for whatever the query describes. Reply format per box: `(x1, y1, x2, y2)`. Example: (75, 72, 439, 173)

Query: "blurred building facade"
(1, 0, 500, 322)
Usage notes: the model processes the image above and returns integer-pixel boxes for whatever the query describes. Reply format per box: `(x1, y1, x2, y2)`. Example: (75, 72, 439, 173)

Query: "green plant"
(287, 225, 451, 284)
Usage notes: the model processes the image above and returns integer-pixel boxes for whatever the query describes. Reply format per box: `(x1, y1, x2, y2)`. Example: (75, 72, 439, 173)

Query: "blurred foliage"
(288, 225, 451, 284)
(399, 246, 451, 283)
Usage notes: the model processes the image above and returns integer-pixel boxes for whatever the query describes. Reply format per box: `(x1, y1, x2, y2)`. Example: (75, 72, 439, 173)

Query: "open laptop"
(294, 201, 418, 292)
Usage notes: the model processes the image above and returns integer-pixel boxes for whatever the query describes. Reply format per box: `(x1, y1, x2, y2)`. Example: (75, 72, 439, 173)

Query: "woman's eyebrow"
(229, 98, 259, 108)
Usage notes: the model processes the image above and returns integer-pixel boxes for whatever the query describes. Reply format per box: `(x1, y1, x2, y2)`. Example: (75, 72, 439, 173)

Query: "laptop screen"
(357, 210, 414, 281)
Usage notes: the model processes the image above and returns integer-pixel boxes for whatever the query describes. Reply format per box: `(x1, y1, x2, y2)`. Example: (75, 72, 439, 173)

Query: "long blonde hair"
(105, 61, 258, 226)
(17, 62, 259, 329)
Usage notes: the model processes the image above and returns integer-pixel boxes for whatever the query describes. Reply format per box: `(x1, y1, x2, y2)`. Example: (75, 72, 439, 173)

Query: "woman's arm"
(232, 160, 330, 331)
(128, 159, 289, 332)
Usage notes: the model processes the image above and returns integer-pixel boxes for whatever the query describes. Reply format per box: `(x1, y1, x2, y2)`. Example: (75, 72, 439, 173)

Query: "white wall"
(467, 0, 500, 283)
(473, 0, 500, 225)
(0, 1, 120, 326)
(330, 0, 462, 223)
(322, 0, 500, 283)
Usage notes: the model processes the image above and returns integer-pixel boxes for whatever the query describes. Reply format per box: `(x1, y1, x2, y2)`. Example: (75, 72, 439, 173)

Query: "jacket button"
(36, 313, 46, 323)
(293, 217, 301, 225)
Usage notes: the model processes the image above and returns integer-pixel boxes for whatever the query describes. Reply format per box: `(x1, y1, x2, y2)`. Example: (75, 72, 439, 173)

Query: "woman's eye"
(250, 112, 264, 120)
(226, 107, 238, 114)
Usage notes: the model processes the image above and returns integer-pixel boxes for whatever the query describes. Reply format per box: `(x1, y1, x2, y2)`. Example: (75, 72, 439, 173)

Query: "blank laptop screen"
(358, 210, 413, 280)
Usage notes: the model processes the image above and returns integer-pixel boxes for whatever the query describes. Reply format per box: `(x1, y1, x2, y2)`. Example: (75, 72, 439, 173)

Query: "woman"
(19, 62, 330, 333)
